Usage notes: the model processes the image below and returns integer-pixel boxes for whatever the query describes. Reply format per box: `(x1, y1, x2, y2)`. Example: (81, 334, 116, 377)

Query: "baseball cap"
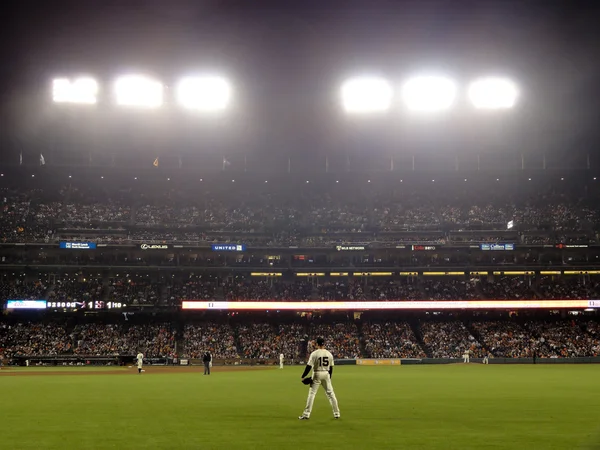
(316, 337, 325, 346)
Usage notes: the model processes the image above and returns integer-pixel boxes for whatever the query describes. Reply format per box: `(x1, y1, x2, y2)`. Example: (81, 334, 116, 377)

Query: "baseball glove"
(302, 377, 313, 385)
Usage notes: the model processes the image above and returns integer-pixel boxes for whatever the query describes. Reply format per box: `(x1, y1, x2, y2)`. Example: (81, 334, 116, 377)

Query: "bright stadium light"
(52, 77, 98, 104)
(401, 76, 457, 112)
(114, 75, 163, 108)
(468, 77, 518, 109)
(176, 76, 232, 111)
(340, 77, 393, 113)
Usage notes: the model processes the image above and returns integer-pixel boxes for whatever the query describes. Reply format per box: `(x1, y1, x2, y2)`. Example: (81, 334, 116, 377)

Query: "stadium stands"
(1, 318, 599, 361)
(0, 176, 599, 365)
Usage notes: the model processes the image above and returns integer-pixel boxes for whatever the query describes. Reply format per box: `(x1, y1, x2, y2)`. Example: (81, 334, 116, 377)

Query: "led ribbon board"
(181, 300, 600, 311)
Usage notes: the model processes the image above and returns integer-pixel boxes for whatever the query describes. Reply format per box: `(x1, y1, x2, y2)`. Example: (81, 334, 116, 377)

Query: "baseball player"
(136, 352, 144, 374)
(483, 352, 490, 365)
(462, 349, 470, 364)
(299, 337, 340, 420)
(279, 353, 284, 369)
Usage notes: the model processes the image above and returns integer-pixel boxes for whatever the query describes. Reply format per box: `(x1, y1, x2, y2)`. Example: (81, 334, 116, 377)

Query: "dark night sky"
(2, 0, 600, 166)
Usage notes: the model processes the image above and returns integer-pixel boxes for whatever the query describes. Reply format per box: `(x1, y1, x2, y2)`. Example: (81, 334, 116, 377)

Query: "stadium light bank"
(52, 77, 99, 104)
(176, 76, 232, 111)
(114, 75, 164, 108)
(51, 74, 233, 112)
(340, 77, 393, 113)
(340, 74, 519, 114)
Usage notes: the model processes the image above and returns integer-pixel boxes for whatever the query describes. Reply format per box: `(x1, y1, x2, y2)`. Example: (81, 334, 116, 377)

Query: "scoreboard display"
(4, 300, 125, 311)
(45, 301, 126, 310)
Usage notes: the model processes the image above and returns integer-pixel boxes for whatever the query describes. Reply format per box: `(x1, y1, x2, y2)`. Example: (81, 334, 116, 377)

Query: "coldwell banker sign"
(140, 244, 170, 250)
(211, 244, 246, 252)
(481, 244, 515, 251)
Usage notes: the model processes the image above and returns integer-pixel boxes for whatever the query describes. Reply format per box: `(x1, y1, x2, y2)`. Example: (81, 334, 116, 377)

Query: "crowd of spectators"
(421, 321, 485, 358)
(0, 189, 59, 243)
(273, 282, 313, 301)
(4, 273, 600, 305)
(275, 324, 306, 360)
(1, 322, 72, 357)
(237, 324, 278, 359)
(71, 323, 176, 357)
(2, 318, 600, 360)
(479, 276, 534, 299)
(536, 276, 587, 299)
(108, 277, 161, 306)
(49, 277, 104, 304)
(370, 279, 420, 300)
(166, 275, 218, 305)
(224, 279, 274, 301)
(317, 281, 365, 300)
(421, 278, 476, 301)
(121, 324, 176, 357)
(64, 202, 131, 224)
(73, 324, 128, 356)
(183, 323, 238, 359)
(471, 321, 539, 358)
(0, 276, 50, 300)
(526, 321, 600, 357)
(362, 322, 426, 358)
(308, 323, 361, 359)
(126, 190, 600, 232)
(64, 187, 131, 224)
(3, 184, 600, 247)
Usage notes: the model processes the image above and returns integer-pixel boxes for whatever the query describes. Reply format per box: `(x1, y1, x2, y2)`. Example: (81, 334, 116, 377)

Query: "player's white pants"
(302, 372, 340, 418)
(483, 357, 489, 365)
(463, 356, 469, 363)
(280, 362, 283, 369)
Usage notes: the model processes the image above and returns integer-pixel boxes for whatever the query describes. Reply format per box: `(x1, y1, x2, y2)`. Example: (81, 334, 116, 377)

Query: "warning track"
(0, 366, 273, 377)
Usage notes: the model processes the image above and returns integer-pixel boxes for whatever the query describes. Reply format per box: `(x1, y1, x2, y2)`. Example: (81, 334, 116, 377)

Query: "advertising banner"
(211, 244, 246, 252)
(140, 244, 170, 250)
(356, 359, 402, 366)
(59, 242, 97, 249)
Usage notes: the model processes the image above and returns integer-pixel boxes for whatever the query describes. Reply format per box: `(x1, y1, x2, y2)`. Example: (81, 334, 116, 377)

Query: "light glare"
(341, 77, 393, 113)
(177, 76, 231, 111)
(468, 77, 518, 109)
(401, 76, 457, 112)
(114, 75, 163, 108)
(52, 77, 98, 104)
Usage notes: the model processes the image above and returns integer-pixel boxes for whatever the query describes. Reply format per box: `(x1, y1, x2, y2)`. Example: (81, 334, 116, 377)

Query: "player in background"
(136, 352, 145, 374)
(462, 349, 470, 364)
(299, 337, 340, 420)
(203, 351, 212, 375)
(279, 353, 284, 369)
(483, 352, 490, 365)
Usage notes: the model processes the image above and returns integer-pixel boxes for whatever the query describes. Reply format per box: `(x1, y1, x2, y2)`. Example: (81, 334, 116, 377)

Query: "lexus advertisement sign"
(139, 244, 170, 250)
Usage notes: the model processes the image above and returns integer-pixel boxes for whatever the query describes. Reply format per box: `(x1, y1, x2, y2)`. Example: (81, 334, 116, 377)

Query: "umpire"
(203, 351, 212, 375)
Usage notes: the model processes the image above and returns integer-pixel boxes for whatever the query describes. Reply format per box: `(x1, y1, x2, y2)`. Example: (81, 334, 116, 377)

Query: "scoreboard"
(5, 300, 125, 311)
(45, 301, 126, 310)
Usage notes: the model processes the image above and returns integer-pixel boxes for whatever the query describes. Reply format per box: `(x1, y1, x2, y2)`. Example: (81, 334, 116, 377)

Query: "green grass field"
(2, 365, 600, 449)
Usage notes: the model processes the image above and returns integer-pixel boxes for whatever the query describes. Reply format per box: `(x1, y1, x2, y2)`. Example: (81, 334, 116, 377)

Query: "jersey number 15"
(317, 356, 329, 367)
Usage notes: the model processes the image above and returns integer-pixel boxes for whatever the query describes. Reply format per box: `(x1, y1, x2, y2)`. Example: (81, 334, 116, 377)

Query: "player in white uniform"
(279, 353, 284, 369)
(136, 352, 145, 374)
(483, 352, 490, 365)
(463, 350, 470, 364)
(299, 337, 340, 420)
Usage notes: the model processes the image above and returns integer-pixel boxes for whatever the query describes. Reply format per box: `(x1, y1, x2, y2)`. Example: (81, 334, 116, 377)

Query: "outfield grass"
(2, 365, 600, 449)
